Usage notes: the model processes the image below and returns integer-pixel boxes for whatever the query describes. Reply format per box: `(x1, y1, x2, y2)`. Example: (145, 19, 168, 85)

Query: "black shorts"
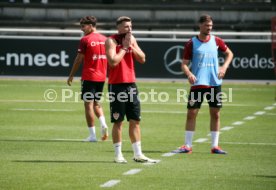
(187, 86, 222, 109)
(81, 80, 105, 102)
(108, 83, 141, 123)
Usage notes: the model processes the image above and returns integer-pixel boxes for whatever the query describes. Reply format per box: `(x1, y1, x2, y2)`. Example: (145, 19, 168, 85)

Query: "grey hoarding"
(0, 38, 275, 80)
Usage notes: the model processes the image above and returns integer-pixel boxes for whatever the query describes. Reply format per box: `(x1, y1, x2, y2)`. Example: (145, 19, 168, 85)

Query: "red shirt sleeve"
(215, 36, 228, 52)
(183, 39, 193, 60)
(78, 37, 87, 54)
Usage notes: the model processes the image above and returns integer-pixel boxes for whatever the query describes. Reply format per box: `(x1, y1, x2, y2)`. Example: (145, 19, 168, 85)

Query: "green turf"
(0, 79, 275, 190)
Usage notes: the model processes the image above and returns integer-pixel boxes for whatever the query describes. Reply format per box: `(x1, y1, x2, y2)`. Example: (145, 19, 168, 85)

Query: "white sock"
(185, 131, 194, 148)
(88, 126, 96, 137)
(211, 131, 219, 148)
(114, 142, 122, 157)
(132, 141, 142, 157)
(99, 116, 107, 128)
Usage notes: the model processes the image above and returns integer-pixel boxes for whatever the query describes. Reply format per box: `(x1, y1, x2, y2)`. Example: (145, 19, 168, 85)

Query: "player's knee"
(187, 109, 198, 120)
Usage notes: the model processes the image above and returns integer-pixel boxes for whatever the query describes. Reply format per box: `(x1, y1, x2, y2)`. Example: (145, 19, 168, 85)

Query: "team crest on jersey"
(189, 99, 196, 107)
(113, 112, 120, 120)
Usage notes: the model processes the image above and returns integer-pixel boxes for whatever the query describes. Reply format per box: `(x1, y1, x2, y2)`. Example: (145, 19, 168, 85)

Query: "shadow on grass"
(12, 160, 114, 164)
(254, 175, 276, 179)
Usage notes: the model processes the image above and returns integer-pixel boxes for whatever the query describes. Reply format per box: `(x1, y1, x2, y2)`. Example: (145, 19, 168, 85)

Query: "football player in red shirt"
(105, 16, 158, 164)
(67, 16, 108, 142)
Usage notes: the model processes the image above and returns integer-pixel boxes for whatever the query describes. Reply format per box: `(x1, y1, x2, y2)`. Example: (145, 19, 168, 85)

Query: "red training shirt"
(108, 34, 136, 84)
(78, 32, 107, 82)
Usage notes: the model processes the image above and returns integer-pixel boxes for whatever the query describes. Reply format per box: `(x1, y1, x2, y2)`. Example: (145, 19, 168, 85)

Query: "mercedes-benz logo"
(164, 45, 184, 75)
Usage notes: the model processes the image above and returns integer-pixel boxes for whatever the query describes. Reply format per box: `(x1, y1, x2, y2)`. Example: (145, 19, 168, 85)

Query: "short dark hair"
(116, 16, 131, 26)
(80, 16, 97, 27)
(198, 14, 213, 24)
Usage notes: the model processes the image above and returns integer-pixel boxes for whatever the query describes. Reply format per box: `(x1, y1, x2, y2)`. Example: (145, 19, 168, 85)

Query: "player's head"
(198, 14, 213, 36)
(80, 16, 97, 35)
(116, 16, 132, 34)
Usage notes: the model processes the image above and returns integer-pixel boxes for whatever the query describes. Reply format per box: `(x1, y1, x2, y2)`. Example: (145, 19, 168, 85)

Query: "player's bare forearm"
(182, 59, 196, 84)
(130, 36, 145, 64)
(222, 48, 234, 70)
(181, 60, 192, 77)
(132, 46, 145, 64)
(67, 54, 83, 86)
(218, 48, 234, 79)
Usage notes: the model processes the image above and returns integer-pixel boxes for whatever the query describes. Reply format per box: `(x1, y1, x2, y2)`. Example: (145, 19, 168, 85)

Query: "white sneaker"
(133, 154, 158, 163)
(114, 155, 127, 164)
(83, 136, 97, 142)
(101, 127, 108, 141)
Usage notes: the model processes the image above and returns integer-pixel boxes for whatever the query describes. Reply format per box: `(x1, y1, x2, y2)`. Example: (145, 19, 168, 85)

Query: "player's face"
(80, 24, 92, 35)
(199, 21, 213, 36)
(117, 21, 132, 34)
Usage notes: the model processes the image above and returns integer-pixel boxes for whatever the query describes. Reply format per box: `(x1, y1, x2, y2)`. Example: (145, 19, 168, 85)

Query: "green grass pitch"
(0, 79, 275, 190)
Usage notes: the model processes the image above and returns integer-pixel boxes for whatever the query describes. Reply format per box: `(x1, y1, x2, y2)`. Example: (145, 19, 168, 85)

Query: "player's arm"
(218, 47, 233, 79)
(67, 53, 84, 86)
(105, 38, 127, 68)
(181, 39, 196, 84)
(130, 35, 146, 64)
(181, 59, 197, 85)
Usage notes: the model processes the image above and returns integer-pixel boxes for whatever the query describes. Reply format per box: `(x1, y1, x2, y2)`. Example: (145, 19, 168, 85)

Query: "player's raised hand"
(122, 32, 132, 48)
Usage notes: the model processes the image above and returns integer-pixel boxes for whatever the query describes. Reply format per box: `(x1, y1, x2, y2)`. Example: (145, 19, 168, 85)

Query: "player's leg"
(94, 101, 108, 140)
(129, 119, 142, 156)
(173, 88, 202, 153)
(93, 82, 108, 140)
(209, 107, 226, 154)
(128, 119, 158, 163)
(109, 84, 127, 163)
(207, 86, 226, 154)
(126, 83, 158, 163)
(112, 121, 127, 163)
(81, 80, 97, 142)
(185, 108, 199, 147)
(209, 107, 220, 146)
(129, 119, 141, 143)
(83, 101, 97, 142)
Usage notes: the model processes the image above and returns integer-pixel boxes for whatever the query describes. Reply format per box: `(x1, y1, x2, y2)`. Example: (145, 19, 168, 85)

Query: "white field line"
(123, 169, 142, 175)
(232, 121, 244, 125)
(100, 180, 121, 188)
(196, 141, 276, 146)
(243, 116, 256, 120)
(0, 99, 257, 107)
(264, 106, 274, 110)
(143, 160, 161, 165)
(273, 103, 276, 106)
(218, 142, 276, 146)
(136, 102, 255, 107)
(162, 152, 176, 157)
(11, 108, 75, 112)
(221, 126, 234, 131)
(254, 111, 266, 115)
(194, 138, 208, 143)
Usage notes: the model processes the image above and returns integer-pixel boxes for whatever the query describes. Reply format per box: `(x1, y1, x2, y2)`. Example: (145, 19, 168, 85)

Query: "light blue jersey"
(191, 35, 222, 86)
